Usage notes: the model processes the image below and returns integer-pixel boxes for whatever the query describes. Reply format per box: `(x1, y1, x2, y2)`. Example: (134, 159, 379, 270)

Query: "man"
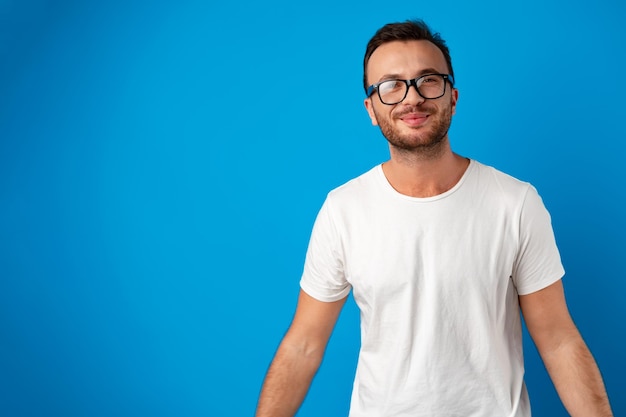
(255, 20, 613, 417)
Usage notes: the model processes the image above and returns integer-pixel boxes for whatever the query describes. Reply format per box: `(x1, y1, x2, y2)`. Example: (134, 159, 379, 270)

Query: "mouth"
(398, 113, 429, 127)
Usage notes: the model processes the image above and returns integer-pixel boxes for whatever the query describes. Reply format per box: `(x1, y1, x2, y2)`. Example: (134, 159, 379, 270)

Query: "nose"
(403, 80, 425, 105)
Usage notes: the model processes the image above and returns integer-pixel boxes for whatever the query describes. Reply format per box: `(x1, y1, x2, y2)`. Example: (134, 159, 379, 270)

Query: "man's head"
(363, 20, 458, 155)
(363, 20, 454, 94)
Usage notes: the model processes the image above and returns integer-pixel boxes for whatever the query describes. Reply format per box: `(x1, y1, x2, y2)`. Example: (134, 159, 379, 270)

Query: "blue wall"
(1, 1, 624, 415)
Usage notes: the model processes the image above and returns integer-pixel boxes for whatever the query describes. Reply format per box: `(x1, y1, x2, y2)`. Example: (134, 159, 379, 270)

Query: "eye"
(421, 75, 440, 84)
(378, 80, 404, 94)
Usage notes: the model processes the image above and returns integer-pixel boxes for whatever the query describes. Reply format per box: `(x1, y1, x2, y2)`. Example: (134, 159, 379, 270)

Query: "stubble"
(374, 103, 454, 160)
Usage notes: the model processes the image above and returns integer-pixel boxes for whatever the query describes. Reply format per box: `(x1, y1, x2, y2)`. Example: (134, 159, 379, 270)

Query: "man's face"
(364, 40, 458, 152)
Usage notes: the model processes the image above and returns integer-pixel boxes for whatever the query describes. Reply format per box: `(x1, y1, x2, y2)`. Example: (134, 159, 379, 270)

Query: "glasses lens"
(417, 75, 446, 99)
(377, 80, 408, 105)
(376, 75, 447, 104)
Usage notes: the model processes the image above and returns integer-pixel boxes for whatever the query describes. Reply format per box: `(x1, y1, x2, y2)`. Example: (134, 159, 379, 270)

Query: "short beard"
(375, 103, 453, 159)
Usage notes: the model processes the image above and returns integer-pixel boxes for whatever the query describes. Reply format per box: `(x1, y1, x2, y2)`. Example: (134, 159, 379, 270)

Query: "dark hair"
(363, 19, 454, 93)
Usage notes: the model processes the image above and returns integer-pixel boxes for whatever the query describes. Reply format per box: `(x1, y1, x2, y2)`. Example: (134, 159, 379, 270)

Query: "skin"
(255, 39, 613, 416)
(364, 40, 467, 198)
(520, 280, 613, 416)
(255, 291, 346, 417)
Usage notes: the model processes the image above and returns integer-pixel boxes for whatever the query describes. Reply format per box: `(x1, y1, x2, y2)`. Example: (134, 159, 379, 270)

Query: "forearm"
(256, 341, 324, 417)
(541, 334, 613, 417)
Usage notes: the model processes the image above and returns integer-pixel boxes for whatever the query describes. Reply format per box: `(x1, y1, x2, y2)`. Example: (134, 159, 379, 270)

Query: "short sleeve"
(299, 196, 351, 302)
(512, 185, 565, 295)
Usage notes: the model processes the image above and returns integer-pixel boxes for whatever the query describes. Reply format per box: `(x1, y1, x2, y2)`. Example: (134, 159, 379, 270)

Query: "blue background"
(1, 0, 624, 416)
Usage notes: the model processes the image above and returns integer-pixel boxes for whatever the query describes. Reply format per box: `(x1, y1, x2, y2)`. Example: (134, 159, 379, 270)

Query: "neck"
(383, 141, 469, 198)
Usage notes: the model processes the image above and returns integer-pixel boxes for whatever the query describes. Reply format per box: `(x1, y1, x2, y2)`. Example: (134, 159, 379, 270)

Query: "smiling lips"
(399, 112, 429, 127)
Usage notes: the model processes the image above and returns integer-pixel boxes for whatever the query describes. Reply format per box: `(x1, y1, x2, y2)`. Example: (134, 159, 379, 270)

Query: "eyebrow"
(377, 68, 443, 83)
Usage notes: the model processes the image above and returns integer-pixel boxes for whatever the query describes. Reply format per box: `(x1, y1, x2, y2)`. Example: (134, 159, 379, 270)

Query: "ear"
(450, 88, 459, 116)
(364, 97, 379, 126)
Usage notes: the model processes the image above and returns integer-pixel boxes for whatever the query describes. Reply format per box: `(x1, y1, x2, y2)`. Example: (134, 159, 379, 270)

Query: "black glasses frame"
(366, 73, 455, 105)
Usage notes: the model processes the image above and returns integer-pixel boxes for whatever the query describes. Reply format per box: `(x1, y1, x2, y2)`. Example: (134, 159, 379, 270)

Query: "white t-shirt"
(300, 160, 564, 417)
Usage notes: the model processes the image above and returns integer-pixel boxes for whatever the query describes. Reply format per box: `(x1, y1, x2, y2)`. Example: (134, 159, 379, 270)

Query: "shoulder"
(310, 165, 384, 229)
(470, 160, 536, 202)
(472, 160, 529, 190)
(325, 165, 383, 204)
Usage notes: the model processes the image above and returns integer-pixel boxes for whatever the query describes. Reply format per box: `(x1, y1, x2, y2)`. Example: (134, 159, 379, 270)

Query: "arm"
(255, 289, 347, 417)
(519, 279, 613, 416)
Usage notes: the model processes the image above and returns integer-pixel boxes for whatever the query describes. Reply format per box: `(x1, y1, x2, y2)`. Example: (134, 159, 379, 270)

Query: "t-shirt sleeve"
(512, 185, 565, 295)
(299, 196, 351, 302)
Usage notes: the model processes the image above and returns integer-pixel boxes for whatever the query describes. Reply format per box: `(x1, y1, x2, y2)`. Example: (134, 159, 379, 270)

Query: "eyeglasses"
(366, 73, 454, 105)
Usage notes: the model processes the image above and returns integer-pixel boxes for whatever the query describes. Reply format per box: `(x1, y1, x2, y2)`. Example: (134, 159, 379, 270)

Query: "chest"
(337, 198, 519, 306)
